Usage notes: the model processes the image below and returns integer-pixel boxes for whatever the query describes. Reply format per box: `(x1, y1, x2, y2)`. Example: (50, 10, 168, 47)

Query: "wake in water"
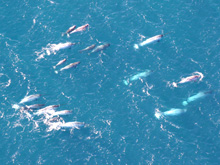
(123, 69, 152, 86)
(12, 94, 85, 132)
(0, 73, 11, 88)
(35, 42, 76, 61)
(12, 94, 41, 110)
(46, 121, 85, 132)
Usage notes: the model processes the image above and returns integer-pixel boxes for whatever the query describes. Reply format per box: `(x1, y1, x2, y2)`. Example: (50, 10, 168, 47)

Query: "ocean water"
(1, 0, 220, 164)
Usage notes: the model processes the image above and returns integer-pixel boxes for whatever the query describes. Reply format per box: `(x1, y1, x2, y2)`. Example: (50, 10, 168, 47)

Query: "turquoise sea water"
(1, 0, 220, 164)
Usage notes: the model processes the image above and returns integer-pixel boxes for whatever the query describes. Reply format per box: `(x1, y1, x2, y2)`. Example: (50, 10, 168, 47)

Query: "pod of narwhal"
(35, 23, 212, 124)
(12, 94, 41, 110)
(69, 24, 89, 34)
(132, 31, 209, 111)
(154, 90, 212, 120)
(89, 43, 110, 54)
(79, 43, 110, 54)
(54, 61, 81, 74)
(63, 24, 89, 37)
(12, 94, 85, 131)
(127, 31, 209, 120)
(153, 71, 212, 120)
(62, 25, 76, 37)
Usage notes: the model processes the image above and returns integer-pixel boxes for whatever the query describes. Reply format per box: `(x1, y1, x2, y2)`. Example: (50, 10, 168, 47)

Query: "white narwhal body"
(134, 34, 163, 49)
(182, 91, 212, 106)
(12, 94, 41, 110)
(47, 121, 85, 131)
(123, 70, 152, 85)
(46, 110, 72, 119)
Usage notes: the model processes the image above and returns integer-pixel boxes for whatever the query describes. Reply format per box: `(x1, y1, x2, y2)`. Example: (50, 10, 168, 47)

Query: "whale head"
(182, 101, 188, 106)
(134, 44, 139, 50)
(155, 112, 163, 119)
(12, 104, 20, 110)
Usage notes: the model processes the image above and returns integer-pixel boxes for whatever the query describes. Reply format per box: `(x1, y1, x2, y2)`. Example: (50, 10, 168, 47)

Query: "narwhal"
(123, 70, 152, 85)
(172, 72, 204, 87)
(12, 94, 41, 110)
(134, 32, 171, 49)
(182, 91, 212, 106)
(155, 108, 187, 119)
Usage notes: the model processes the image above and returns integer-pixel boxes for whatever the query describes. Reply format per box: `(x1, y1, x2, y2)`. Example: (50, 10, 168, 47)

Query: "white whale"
(12, 94, 41, 110)
(123, 70, 152, 85)
(46, 42, 76, 55)
(59, 122, 85, 129)
(155, 108, 187, 119)
(34, 109, 56, 116)
(45, 110, 72, 119)
(47, 121, 85, 131)
(24, 104, 45, 110)
(19, 94, 41, 104)
(182, 91, 212, 106)
(134, 34, 163, 49)
(33, 105, 60, 116)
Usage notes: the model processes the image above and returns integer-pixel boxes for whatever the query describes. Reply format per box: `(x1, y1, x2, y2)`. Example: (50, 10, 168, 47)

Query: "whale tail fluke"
(193, 71, 204, 81)
(172, 82, 178, 87)
(155, 112, 163, 119)
(53, 66, 56, 69)
(47, 123, 61, 131)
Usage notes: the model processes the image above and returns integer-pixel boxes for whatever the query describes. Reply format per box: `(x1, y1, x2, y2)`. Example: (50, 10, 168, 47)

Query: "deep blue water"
(1, 0, 220, 164)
